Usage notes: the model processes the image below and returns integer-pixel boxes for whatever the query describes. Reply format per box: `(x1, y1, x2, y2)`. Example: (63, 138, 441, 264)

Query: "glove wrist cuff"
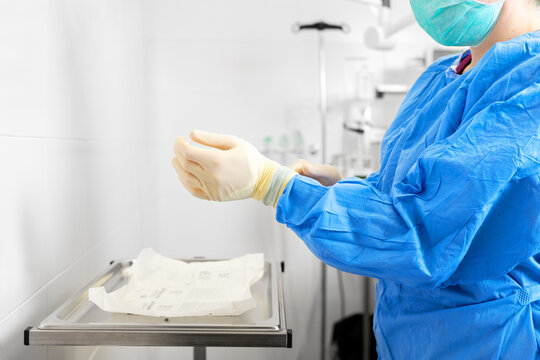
(253, 160, 279, 202)
(255, 163, 295, 207)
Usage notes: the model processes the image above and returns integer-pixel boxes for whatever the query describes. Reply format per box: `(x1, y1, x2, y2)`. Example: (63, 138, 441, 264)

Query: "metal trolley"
(25, 259, 292, 360)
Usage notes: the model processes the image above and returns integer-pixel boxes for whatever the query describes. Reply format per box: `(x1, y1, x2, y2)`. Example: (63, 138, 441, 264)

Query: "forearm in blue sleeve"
(276, 166, 539, 289)
(276, 175, 435, 287)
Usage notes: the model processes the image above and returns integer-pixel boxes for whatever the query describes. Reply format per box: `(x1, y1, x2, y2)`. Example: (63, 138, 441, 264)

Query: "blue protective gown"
(276, 31, 540, 359)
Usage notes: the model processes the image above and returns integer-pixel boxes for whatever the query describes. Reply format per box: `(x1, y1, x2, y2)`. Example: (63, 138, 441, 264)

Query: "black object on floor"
(331, 313, 378, 360)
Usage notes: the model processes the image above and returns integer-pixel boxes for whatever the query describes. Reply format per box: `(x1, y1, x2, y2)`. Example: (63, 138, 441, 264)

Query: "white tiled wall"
(0, 0, 147, 359)
(1, 0, 437, 359)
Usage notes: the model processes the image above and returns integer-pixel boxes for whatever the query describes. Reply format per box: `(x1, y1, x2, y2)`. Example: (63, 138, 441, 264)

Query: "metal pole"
(194, 346, 206, 360)
(318, 31, 328, 360)
(362, 277, 371, 360)
(319, 32, 328, 165)
(293, 22, 348, 360)
(321, 260, 327, 360)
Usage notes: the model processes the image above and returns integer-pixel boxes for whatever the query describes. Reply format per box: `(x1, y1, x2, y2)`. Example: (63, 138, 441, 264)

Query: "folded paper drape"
(89, 249, 264, 317)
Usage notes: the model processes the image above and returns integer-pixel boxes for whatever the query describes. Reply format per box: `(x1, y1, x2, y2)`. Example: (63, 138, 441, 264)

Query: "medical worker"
(172, 0, 540, 358)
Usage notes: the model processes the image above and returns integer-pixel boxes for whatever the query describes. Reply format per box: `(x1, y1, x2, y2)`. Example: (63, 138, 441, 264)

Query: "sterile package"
(88, 248, 264, 317)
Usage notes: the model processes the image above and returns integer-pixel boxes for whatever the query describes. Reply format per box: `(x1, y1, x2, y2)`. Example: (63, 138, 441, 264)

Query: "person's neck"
(464, 1, 540, 73)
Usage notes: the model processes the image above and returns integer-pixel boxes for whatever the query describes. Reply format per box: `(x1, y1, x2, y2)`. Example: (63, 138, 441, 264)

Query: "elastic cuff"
(253, 161, 278, 202)
(262, 166, 295, 207)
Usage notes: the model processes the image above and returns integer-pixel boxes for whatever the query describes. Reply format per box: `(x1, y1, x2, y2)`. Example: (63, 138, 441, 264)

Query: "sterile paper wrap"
(88, 249, 264, 317)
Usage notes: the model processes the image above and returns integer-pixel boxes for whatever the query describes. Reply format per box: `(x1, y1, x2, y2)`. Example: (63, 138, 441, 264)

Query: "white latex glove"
(291, 159, 342, 187)
(172, 130, 281, 202)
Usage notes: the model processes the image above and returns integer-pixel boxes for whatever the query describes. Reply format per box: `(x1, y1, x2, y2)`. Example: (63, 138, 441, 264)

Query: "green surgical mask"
(409, 0, 505, 47)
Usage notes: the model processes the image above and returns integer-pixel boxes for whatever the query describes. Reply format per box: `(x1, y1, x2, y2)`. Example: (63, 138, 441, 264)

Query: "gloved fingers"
(290, 159, 342, 186)
(185, 185, 210, 200)
(190, 130, 241, 150)
(171, 158, 210, 200)
(171, 157, 204, 189)
(174, 137, 216, 170)
(173, 146, 206, 178)
(291, 159, 321, 178)
(297, 161, 332, 179)
(307, 164, 342, 186)
(291, 159, 309, 175)
(301, 162, 321, 178)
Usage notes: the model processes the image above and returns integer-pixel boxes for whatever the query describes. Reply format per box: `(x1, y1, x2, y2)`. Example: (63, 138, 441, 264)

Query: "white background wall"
(0, 1, 147, 359)
(0, 0, 437, 359)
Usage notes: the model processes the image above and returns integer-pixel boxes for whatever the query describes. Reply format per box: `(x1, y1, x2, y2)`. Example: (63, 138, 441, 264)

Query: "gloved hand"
(291, 159, 342, 187)
(172, 130, 295, 205)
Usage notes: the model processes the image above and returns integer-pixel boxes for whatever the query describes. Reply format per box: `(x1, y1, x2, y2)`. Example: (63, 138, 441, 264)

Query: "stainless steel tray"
(25, 259, 291, 349)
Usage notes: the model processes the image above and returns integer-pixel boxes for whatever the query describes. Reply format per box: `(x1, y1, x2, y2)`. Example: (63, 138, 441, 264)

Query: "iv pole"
(293, 21, 349, 360)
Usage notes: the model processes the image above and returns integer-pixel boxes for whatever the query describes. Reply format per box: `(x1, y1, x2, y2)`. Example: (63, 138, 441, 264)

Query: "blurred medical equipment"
(341, 57, 409, 180)
(347, 0, 415, 50)
(262, 132, 306, 165)
(340, 47, 459, 177)
(292, 21, 349, 360)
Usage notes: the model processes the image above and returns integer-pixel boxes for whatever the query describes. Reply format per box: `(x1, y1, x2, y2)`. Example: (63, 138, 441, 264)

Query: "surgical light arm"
(347, 0, 416, 50)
